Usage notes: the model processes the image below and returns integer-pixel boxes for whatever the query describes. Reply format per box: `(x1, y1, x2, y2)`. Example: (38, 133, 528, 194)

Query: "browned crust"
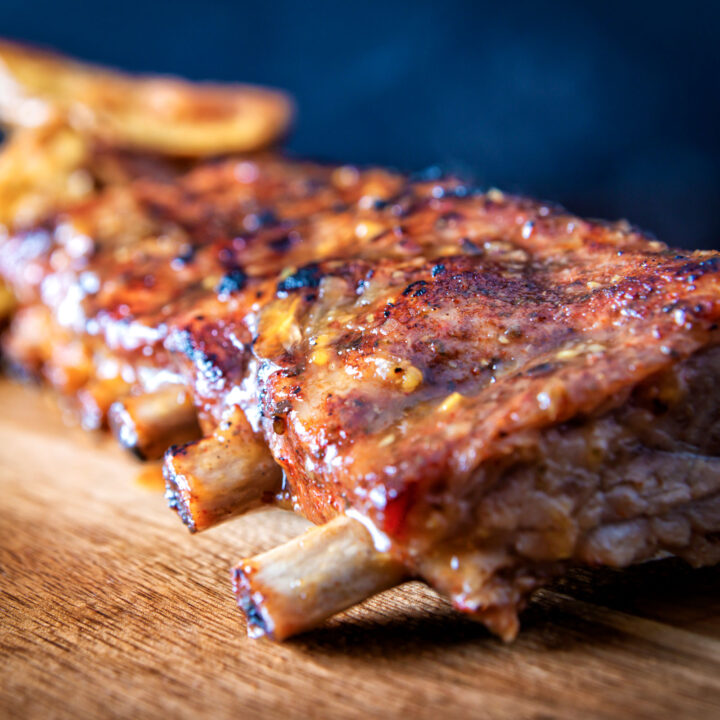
(2, 117, 720, 641)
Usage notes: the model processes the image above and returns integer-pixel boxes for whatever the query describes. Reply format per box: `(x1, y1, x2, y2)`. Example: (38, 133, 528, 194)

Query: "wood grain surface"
(2, 379, 720, 720)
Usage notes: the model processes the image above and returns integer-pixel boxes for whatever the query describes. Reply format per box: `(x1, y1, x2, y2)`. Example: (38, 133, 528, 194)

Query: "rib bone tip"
(232, 565, 276, 639)
(108, 385, 200, 460)
(163, 418, 283, 532)
(232, 514, 407, 641)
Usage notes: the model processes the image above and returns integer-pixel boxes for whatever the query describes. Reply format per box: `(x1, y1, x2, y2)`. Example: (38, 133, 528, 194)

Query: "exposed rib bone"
(108, 384, 200, 460)
(164, 406, 282, 532)
(232, 514, 407, 640)
(76, 376, 132, 430)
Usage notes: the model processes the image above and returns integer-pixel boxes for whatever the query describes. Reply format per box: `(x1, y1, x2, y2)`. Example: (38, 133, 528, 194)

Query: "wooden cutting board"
(2, 379, 720, 720)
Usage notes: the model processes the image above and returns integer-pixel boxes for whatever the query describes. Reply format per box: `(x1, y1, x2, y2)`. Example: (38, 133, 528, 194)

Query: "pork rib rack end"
(3, 148, 720, 640)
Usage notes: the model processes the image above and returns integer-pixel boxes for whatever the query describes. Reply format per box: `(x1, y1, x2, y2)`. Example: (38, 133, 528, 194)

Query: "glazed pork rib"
(2, 44, 720, 639)
(3, 145, 720, 639)
(0, 154, 405, 443)
(2, 142, 720, 639)
(160, 183, 720, 639)
(0, 39, 294, 433)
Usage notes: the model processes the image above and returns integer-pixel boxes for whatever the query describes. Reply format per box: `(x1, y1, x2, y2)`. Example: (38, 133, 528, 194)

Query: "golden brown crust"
(3, 150, 720, 638)
(247, 191, 720, 528)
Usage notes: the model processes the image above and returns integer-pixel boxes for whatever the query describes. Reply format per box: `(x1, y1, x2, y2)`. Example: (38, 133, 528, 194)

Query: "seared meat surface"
(0, 155, 403, 424)
(1, 41, 720, 640)
(3, 146, 720, 638)
(165, 183, 720, 637)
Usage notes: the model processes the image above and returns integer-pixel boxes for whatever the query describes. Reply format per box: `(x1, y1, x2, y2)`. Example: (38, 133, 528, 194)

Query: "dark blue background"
(2, 0, 718, 248)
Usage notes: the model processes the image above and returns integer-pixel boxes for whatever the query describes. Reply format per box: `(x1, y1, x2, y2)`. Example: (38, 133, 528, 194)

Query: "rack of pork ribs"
(2, 43, 720, 642)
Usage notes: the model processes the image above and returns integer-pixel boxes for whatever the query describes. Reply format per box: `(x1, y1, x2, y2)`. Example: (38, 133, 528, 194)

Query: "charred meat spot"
(128, 445, 149, 462)
(270, 234, 296, 253)
(277, 264, 323, 294)
(335, 334, 362, 353)
(257, 209, 279, 227)
(283, 364, 304, 378)
(198, 352, 223, 383)
(383, 302, 396, 318)
(402, 280, 429, 297)
(167, 442, 186, 458)
(174, 329, 196, 361)
(461, 238, 482, 254)
(699, 257, 720, 271)
(216, 267, 248, 295)
(236, 585, 270, 633)
(174, 331, 225, 381)
(435, 211, 464, 229)
(432, 263, 446, 277)
(174, 244, 198, 265)
(652, 398, 669, 415)
(244, 209, 279, 232)
(526, 361, 558, 377)
(675, 256, 720, 280)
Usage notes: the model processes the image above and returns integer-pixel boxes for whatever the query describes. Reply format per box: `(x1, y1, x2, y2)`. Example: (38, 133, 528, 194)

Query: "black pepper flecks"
(402, 280, 429, 297)
(174, 244, 198, 265)
(277, 264, 323, 294)
(216, 267, 248, 295)
(270, 235, 293, 253)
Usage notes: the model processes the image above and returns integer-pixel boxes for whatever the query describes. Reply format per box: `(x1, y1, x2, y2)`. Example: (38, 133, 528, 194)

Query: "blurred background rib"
(1, 0, 717, 248)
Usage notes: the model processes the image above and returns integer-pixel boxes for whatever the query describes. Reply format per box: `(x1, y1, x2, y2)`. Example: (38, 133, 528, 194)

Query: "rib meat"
(160, 183, 720, 638)
(2, 108, 720, 640)
(0, 153, 403, 433)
